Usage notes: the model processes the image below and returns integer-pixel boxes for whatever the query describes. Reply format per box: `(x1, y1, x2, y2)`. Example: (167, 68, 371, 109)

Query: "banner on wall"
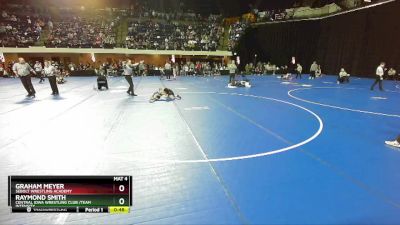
(90, 53, 96, 62)
(0, 52, 5, 62)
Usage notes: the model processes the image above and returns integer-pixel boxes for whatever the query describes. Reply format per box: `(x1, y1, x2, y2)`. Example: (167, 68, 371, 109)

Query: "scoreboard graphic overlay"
(8, 176, 132, 213)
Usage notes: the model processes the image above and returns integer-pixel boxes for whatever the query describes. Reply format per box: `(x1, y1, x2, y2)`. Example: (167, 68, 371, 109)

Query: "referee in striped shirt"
(13, 58, 37, 97)
(123, 59, 138, 96)
(370, 62, 386, 91)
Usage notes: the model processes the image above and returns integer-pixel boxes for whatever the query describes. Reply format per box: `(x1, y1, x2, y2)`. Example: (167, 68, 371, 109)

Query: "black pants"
(139, 69, 144, 76)
(229, 73, 235, 83)
(48, 76, 59, 94)
(124, 75, 134, 94)
(370, 76, 383, 90)
(165, 69, 172, 79)
(310, 71, 316, 79)
(38, 72, 45, 83)
(339, 76, 349, 83)
(20, 75, 36, 95)
(97, 76, 108, 90)
(296, 72, 302, 79)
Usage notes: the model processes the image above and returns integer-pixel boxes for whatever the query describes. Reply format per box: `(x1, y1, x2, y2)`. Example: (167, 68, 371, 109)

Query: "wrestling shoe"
(385, 140, 400, 148)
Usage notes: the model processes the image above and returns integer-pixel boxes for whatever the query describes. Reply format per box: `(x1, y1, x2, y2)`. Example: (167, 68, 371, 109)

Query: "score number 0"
(118, 184, 125, 205)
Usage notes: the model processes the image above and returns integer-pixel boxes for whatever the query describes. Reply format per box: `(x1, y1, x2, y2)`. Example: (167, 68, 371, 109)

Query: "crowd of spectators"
(241, 61, 322, 78)
(45, 15, 119, 48)
(173, 61, 229, 76)
(96, 60, 231, 77)
(252, 0, 386, 23)
(255, 9, 289, 22)
(143, 11, 203, 22)
(228, 21, 249, 51)
(0, 8, 45, 47)
(1, 2, 228, 51)
(127, 1, 219, 22)
(66, 62, 95, 71)
(132, 8, 205, 22)
(126, 16, 223, 51)
(1, 0, 391, 50)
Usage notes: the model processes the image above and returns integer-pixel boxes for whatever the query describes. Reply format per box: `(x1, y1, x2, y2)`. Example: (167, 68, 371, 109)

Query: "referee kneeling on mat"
(44, 60, 59, 95)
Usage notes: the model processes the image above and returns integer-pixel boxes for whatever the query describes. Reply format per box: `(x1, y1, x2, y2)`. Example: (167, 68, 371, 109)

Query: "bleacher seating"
(125, 19, 223, 51)
(0, 9, 45, 47)
(45, 15, 119, 48)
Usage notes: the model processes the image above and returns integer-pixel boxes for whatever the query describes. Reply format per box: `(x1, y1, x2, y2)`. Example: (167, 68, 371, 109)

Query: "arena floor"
(1, 75, 400, 224)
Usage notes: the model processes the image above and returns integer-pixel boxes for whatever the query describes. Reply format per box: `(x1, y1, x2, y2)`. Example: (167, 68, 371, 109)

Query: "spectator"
(228, 21, 249, 51)
(315, 65, 322, 77)
(387, 68, 396, 80)
(296, 63, 303, 79)
(309, 61, 318, 79)
(337, 68, 350, 84)
(0, 63, 4, 77)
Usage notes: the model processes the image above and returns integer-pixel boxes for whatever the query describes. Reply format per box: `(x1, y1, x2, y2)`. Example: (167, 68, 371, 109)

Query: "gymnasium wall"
(237, 0, 400, 76)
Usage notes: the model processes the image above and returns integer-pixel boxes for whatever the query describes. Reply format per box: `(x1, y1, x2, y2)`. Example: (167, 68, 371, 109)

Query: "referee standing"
(123, 59, 138, 96)
(13, 57, 37, 97)
(44, 60, 59, 95)
(34, 61, 44, 83)
(370, 62, 386, 91)
(164, 60, 172, 79)
(227, 60, 237, 84)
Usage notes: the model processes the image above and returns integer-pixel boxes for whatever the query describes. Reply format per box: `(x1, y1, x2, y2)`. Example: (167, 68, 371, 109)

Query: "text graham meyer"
(15, 184, 65, 189)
